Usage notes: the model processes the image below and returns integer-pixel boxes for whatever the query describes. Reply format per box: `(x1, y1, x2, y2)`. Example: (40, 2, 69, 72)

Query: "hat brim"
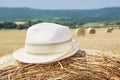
(12, 41, 79, 64)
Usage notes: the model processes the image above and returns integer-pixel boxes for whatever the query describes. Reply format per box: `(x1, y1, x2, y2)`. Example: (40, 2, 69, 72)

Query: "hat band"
(25, 39, 73, 55)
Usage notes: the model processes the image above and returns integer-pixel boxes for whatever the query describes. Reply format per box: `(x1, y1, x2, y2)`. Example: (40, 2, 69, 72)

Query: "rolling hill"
(0, 7, 120, 24)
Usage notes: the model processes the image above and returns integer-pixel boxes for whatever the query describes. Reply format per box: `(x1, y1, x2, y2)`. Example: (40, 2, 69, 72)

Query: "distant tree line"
(0, 22, 17, 29)
(0, 20, 120, 29)
(0, 20, 84, 29)
(0, 20, 43, 29)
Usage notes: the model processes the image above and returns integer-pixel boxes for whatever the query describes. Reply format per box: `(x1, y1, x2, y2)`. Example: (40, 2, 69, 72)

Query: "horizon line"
(0, 6, 120, 10)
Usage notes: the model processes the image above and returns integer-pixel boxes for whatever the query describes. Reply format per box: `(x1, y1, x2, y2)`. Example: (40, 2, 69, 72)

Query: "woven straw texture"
(0, 50, 120, 80)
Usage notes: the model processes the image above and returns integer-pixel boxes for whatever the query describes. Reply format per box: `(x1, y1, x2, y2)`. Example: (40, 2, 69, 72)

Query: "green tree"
(3, 22, 17, 29)
(0, 23, 4, 29)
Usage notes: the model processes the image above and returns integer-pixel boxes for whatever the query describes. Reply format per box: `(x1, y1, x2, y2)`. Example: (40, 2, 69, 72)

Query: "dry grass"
(72, 28, 120, 54)
(0, 28, 120, 57)
(0, 28, 120, 79)
(0, 50, 120, 80)
(0, 30, 26, 56)
(14, 21, 27, 25)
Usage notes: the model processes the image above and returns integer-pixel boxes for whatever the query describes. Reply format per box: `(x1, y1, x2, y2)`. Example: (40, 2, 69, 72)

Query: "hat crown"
(26, 22, 72, 44)
(13, 22, 79, 63)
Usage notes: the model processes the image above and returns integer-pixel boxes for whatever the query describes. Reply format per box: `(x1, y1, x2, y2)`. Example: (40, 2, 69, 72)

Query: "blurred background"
(0, 0, 120, 56)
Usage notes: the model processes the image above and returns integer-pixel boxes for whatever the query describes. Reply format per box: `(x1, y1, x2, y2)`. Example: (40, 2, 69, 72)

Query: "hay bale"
(0, 50, 120, 80)
(116, 27, 120, 29)
(87, 28, 96, 34)
(75, 28, 85, 36)
(105, 28, 112, 33)
(109, 27, 114, 30)
(114, 27, 117, 29)
(0, 50, 120, 79)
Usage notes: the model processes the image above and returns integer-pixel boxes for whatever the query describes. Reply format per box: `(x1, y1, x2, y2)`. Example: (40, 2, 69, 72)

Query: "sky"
(0, 0, 120, 9)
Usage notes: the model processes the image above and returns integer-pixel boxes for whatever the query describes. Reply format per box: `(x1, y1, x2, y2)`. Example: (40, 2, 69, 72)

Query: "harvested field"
(0, 28, 120, 57)
(0, 30, 26, 57)
(0, 28, 120, 79)
(72, 28, 120, 54)
(15, 21, 27, 25)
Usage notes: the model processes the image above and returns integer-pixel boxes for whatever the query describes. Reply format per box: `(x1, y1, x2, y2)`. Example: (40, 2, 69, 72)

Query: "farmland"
(0, 28, 120, 57)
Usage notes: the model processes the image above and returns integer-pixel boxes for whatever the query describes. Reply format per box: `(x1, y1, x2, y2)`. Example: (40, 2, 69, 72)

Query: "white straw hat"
(12, 22, 79, 63)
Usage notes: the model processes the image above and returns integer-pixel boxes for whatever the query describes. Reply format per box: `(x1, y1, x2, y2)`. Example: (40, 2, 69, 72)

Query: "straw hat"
(12, 22, 79, 64)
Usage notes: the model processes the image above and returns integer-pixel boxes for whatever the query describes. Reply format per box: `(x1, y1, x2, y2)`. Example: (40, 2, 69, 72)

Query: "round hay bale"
(87, 28, 96, 34)
(114, 27, 117, 29)
(105, 28, 112, 33)
(75, 28, 85, 36)
(109, 27, 114, 30)
(117, 27, 120, 29)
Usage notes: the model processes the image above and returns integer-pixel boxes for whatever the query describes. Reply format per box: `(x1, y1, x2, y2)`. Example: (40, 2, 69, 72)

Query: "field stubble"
(0, 28, 120, 57)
